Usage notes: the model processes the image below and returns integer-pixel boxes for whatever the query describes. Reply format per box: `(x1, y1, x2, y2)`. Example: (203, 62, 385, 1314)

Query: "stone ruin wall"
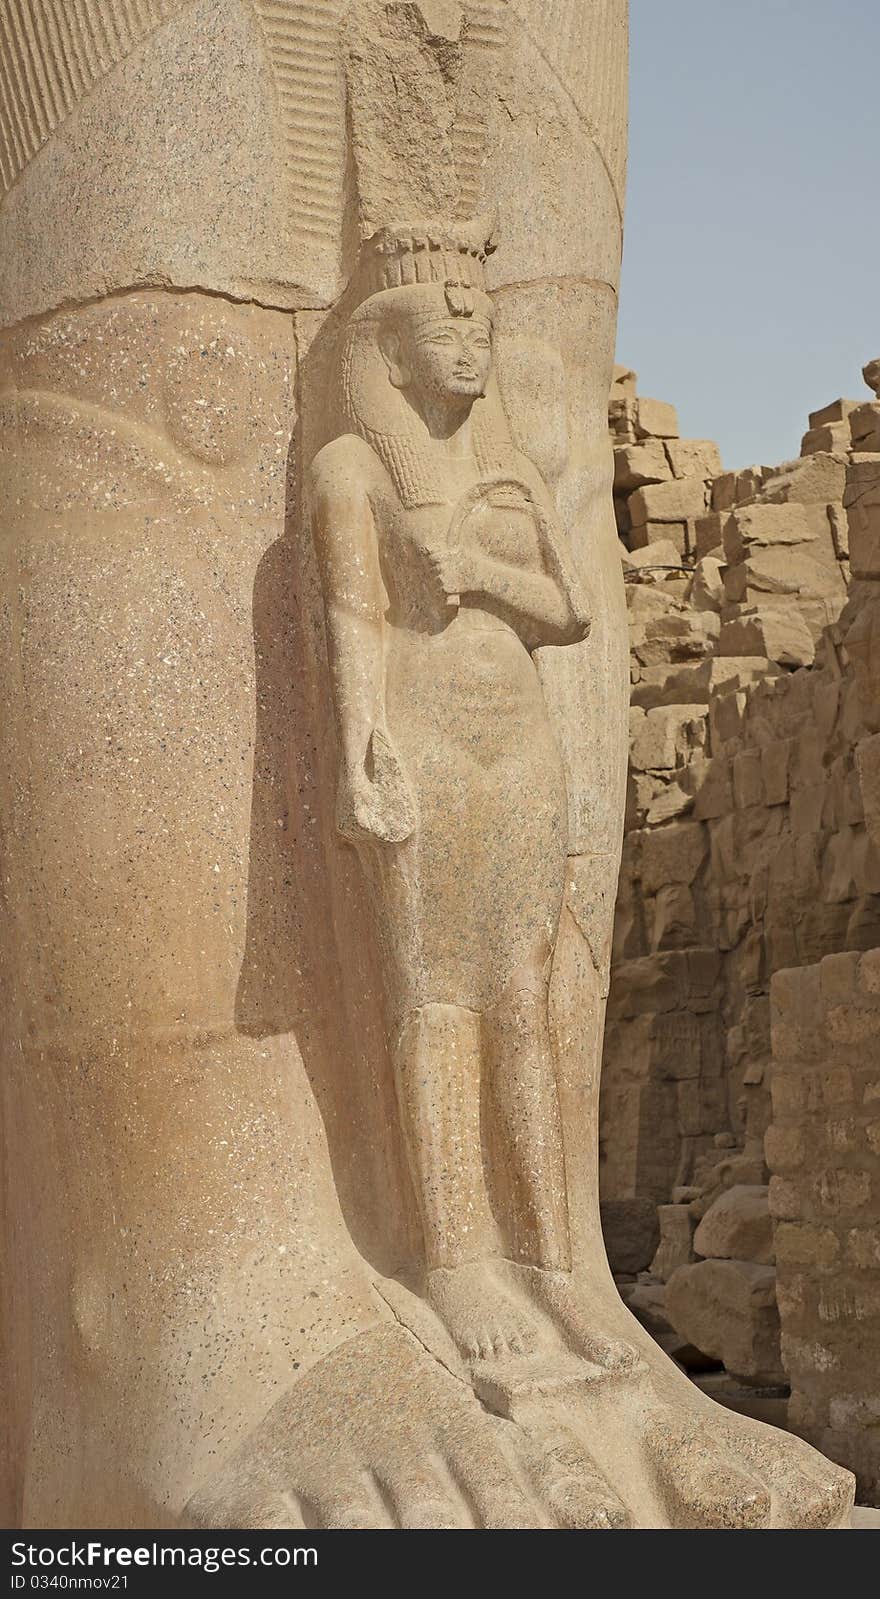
(600, 363, 880, 1502)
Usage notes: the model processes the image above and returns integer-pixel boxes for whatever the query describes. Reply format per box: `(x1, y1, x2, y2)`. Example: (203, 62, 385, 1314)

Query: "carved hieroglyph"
(0, 0, 856, 1529)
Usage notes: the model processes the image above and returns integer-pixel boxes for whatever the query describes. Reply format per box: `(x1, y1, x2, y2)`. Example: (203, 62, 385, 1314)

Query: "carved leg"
(485, 980, 572, 1272)
(392, 1003, 491, 1271)
(392, 1003, 540, 1361)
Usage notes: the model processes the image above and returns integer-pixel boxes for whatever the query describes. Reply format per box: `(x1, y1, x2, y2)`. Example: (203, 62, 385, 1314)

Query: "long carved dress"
(312, 427, 589, 1027)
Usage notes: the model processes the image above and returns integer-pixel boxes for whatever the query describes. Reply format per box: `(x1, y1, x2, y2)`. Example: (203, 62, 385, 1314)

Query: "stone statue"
(0, 0, 857, 1529)
(310, 223, 606, 1364)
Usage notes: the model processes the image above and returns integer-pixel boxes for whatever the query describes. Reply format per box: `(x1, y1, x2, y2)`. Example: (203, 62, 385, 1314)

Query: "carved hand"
(336, 727, 416, 846)
(424, 544, 478, 606)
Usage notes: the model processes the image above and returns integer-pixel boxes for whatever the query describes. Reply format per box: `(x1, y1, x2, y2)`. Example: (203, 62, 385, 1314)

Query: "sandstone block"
(620, 1281, 673, 1338)
(628, 519, 689, 556)
(639, 819, 707, 894)
(722, 502, 834, 563)
(644, 781, 694, 826)
(692, 752, 734, 819)
(686, 555, 725, 613)
(774, 1222, 840, 1269)
(845, 456, 880, 578)
(600, 1197, 661, 1275)
(764, 1123, 806, 1175)
(651, 883, 698, 949)
(628, 585, 720, 662)
(635, 397, 679, 440)
(624, 538, 685, 573)
(762, 739, 791, 806)
(808, 399, 859, 430)
(732, 747, 764, 809)
(711, 472, 738, 512)
(651, 1204, 697, 1281)
(717, 606, 815, 668)
(723, 546, 845, 606)
(693, 1185, 774, 1265)
(759, 452, 847, 506)
(850, 402, 880, 452)
(694, 512, 725, 557)
(629, 477, 708, 527)
(710, 687, 747, 744)
(612, 364, 638, 398)
(802, 422, 851, 455)
(735, 466, 771, 503)
(630, 655, 778, 710)
(665, 1259, 785, 1385)
(609, 393, 639, 441)
(630, 704, 707, 773)
(664, 438, 723, 481)
(613, 440, 671, 493)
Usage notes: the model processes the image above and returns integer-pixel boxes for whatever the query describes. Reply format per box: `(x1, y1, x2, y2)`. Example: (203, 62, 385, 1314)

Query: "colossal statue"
(0, 0, 855, 1528)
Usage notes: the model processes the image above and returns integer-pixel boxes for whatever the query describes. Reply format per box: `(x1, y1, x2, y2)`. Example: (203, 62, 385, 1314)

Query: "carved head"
(340, 227, 516, 505)
(379, 282, 493, 406)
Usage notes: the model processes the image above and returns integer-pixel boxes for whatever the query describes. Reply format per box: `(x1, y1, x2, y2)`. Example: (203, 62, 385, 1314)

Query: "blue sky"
(617, 1, 879, 470)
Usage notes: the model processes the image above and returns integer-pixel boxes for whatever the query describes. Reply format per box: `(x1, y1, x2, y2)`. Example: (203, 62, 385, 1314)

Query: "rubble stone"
(666, 1259, 786, 1385)
(693, 1185, 774, 1264)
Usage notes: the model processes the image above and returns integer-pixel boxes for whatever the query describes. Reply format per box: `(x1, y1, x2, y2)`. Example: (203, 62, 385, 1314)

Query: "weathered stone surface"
(759, 452, 847, 507)
(808, 399, 859, 431)
(665, 438, 723, 481)
(802, 422, 852, 455)
(845, 456, 880, 578)
(666, 1260, 786, 1385)
(693, 1186, 774, 1265)
(629, 477, 708, 527)
(635, 397, 679, 440)
(722, 502, 834, 563)
(629, 706, 707, 774)
(717, 606, 816, 667)
(651, 1204, 698, 1281)
(850, 403, 880, 453)
(0, 0, 857, 1538)
(628, 518, 690, 556)
(686, 556, 725, 613)
(769, 951, 880, 1504)
(723, 546, 845, 606)
(639, 820, 708, 894)
(614, 440, 671, 493)
(624, 539, 686, 574)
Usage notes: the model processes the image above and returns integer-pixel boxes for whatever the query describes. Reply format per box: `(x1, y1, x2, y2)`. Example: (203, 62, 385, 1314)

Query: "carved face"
(388, 314, 492, 403)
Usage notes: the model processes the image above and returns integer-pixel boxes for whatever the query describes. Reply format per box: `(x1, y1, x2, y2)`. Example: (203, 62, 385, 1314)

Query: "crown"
(357, 214, 497, 299)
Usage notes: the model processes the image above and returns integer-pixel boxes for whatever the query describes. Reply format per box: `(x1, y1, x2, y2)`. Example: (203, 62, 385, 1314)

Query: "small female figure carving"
(309, 225, 594, 1363)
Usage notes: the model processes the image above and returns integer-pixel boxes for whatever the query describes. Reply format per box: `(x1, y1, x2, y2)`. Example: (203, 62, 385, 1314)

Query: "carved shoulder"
(308, 433, 386, 513)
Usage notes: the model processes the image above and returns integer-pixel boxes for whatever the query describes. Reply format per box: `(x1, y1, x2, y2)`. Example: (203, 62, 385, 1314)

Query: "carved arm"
(308, 446, 415, 844)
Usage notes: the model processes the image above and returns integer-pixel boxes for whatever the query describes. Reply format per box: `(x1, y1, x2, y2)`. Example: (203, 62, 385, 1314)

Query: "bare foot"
(185, 1324, 629, 1529)
(513, 1264, 642, 1373)
(426, 1260, 540, 1364)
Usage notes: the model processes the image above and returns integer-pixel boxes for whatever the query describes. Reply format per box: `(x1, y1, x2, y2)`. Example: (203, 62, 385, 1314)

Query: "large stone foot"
(185, 1325, 628, 1530)
(523, 1269, 854, 1528)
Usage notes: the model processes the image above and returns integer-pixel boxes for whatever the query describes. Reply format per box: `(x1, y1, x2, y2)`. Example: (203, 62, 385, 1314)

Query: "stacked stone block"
(610, 366, 721, 560)
(603, 361, 880, 1457)
(768, 952, 880, 1504)
(604, 357, 880, 1214)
